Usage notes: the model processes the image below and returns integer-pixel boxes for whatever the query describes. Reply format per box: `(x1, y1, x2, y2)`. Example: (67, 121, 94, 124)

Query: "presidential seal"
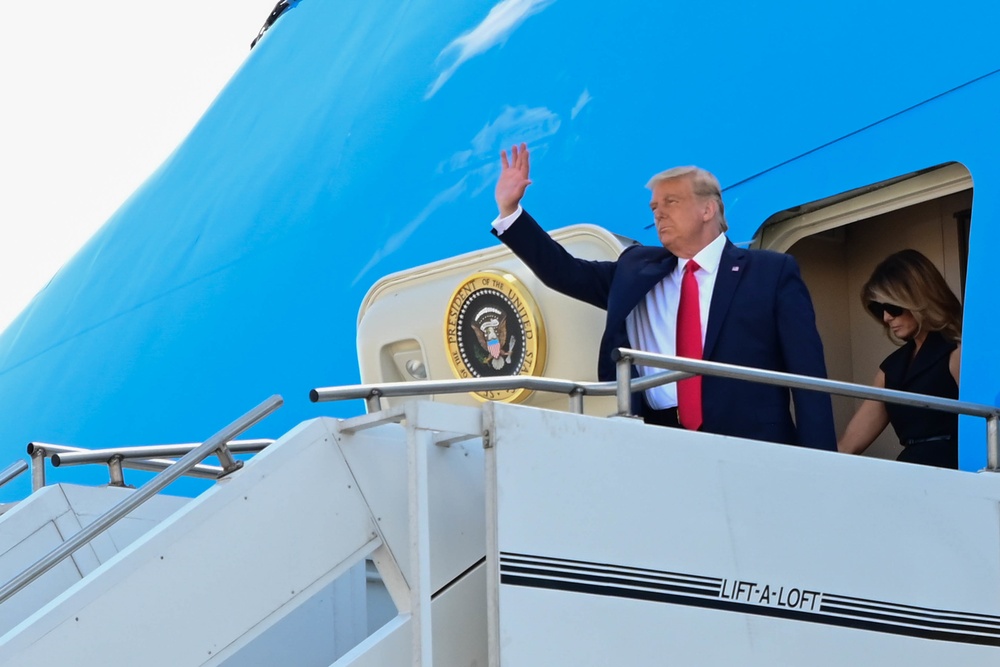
(444, 270, 546, 403)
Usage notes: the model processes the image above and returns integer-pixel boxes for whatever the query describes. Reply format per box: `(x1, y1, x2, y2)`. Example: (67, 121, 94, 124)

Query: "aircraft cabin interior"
(761, 162, 971, 461)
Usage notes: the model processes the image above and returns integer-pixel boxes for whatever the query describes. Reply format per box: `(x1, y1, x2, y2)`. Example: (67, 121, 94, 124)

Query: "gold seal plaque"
(444, 270, 546, 403)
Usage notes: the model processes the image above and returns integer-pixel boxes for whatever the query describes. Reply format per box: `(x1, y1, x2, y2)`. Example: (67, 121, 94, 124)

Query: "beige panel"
(789, 232, 854, 434)
(357, 225, 630, 416)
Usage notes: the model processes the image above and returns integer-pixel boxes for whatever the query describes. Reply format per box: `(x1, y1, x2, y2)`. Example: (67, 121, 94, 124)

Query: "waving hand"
(495, 143, 532, 217)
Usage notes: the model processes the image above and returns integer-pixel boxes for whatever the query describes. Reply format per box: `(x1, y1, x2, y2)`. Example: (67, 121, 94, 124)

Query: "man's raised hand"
(495, 143, 532, 217)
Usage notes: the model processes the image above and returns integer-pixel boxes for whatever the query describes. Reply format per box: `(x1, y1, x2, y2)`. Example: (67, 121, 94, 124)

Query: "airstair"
(0, 352, 998, 665)
(0, 398, 487, 666)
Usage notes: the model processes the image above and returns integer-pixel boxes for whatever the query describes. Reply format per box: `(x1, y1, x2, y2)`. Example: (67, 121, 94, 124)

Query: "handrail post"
(987, 414, 999, 472)
(569, 387, 585, 414)
(214, 444, 244, 478)
(107, 455, 126, 488)
(616, 354, 633, 417)
(30, 446, 46, 492)
(366, 390, 383, 414)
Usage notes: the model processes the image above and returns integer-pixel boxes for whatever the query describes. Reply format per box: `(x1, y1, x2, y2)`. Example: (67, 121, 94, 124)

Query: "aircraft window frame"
(749, 161, 973, 464)
(753, 162, 972, 252)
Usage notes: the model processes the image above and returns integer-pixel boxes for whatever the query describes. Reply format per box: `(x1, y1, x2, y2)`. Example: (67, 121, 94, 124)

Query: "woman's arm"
(837, 370, 891, 455)
(950, 344, 961, 384)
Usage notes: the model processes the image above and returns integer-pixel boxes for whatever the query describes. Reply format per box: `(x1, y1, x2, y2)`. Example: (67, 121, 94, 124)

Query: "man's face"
(649, 177, 716, 258)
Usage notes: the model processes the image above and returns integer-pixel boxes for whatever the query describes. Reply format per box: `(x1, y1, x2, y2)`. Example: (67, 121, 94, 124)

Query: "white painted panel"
(497, 585, 993, 666)
(0, 485, 73, 553)
(60, 484, 188, 557)
(336, 616, 410, 666)
(0, 482, 188, 636)
(334, 562, 487, 667)
(215, 564, 368, 667)
(335, 403, 486, 596)
(50, 498, 103, 577)
(0, 418, 379, 666)
(486, 402, 1000, 665)
(431, 562, 487, 667)
(0, 522, 84, 636)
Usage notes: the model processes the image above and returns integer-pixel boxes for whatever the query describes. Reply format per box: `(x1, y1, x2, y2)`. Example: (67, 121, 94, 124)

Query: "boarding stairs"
(0, 352, 998, 665)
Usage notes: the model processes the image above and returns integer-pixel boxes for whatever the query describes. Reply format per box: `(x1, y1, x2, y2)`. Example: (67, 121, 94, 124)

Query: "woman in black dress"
(838, 249, 963, 468)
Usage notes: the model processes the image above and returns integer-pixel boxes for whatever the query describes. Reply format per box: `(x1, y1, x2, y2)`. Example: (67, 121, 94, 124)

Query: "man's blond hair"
(646, 166, 728, 232)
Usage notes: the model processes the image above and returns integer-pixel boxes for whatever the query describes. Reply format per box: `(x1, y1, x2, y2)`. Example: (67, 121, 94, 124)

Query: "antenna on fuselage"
(250, 0, 299, 49)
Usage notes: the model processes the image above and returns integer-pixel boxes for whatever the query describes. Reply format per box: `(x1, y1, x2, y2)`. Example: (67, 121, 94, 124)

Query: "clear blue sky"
(0, 0, 275, 331)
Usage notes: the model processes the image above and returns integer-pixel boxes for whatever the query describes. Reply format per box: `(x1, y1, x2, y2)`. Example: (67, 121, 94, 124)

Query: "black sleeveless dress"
(879, 331, 958, 469)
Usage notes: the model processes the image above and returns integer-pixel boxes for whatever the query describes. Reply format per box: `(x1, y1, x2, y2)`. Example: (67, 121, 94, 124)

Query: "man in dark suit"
(492, 143, 835, 450)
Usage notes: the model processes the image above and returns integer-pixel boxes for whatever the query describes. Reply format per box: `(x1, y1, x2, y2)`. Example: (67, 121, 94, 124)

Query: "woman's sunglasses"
(867, 301, 906, 319)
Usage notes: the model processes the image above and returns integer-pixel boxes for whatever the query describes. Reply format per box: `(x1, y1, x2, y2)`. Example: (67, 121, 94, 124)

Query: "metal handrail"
(613, 348, 1000, 469)
(309, 349, 1000, 469)
(0, 395, 283, 606)
(613, 349, 998, 417)
(0, 460, 28, 490)
(27, 443, 226, 489)
(309, 370, 690, 413)
(49, 439, 275, 467)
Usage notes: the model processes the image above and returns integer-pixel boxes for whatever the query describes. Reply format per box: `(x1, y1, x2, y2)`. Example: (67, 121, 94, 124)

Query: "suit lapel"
(703, 241, 747, 358)
(616, 249, 676, 320)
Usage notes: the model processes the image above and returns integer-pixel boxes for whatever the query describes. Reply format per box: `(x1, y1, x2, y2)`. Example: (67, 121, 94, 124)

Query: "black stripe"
(432, 557, 485, 600)
(818, 603, 1000, 636)
(823, 594, 1000, 625)
(500, 558, 720, 592)
(500, 551, 722, 584)
(501, 555, 1000, 628)
(500, 574, 1000, 647)
(503, 564, 720, 598)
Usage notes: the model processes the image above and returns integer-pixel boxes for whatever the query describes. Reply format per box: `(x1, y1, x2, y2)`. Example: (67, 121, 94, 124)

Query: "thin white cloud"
(356, 101, 563, 285)
(438, 104, 561, 196)
(442, 149, 475, 173)
(470, 105, 561, 155)
(351, 178, 469, 287)
(571, 88, 592, 119)
(426, 0, 556, 99)
(468, 162, 501, 198)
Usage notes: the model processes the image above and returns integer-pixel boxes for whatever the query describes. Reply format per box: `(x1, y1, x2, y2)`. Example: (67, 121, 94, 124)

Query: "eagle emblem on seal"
(444, 270, 546, 403)
(472, 307, 518, 370)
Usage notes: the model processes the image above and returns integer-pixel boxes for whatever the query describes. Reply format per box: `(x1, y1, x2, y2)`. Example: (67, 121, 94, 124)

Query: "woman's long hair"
(862, 249, 963, 344)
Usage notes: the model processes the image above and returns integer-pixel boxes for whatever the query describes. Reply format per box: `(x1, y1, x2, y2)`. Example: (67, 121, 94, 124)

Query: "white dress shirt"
(492, 206, 524, 234)
(493, 206, 727, 410)
(626, 232, 726, 409)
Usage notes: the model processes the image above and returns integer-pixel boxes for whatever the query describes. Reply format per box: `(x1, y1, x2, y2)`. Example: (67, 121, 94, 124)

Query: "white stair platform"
(484, 401, 1000, 666)
(1, 399, 998, 665)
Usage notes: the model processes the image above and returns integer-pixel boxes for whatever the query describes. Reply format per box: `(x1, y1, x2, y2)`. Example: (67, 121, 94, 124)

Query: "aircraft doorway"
(755, 163, 972, 461)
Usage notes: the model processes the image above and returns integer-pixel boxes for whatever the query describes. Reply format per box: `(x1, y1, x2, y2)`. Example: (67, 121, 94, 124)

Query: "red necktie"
(676, 260, 703, 430)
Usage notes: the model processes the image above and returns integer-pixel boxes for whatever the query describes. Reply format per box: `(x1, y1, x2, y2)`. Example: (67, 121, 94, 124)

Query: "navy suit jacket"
(496, 210, 836, 450)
